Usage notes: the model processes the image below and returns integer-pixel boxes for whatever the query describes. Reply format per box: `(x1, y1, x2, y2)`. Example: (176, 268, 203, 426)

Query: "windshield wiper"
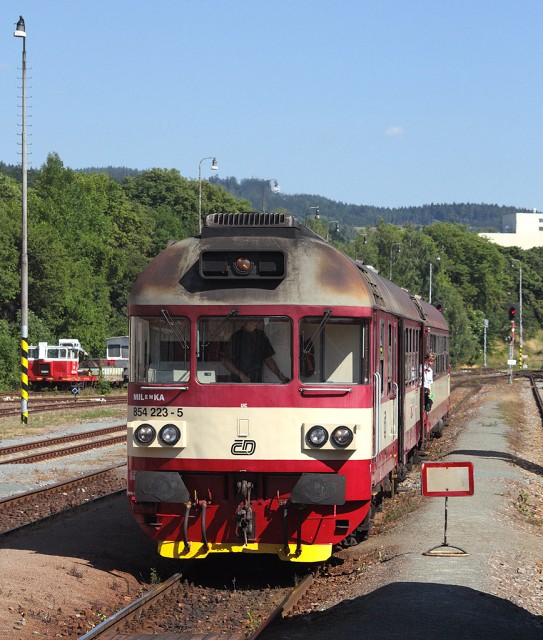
(199, 308, 239, 357)
(304, 309, 332, 352)
(161, 308, 190, 350)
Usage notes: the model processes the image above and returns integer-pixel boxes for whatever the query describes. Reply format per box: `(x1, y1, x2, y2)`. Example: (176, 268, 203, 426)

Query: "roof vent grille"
(205, 212, 295, 228)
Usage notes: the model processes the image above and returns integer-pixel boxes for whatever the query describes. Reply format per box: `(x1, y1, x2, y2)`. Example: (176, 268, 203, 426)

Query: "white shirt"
(423, 363, 434, 390)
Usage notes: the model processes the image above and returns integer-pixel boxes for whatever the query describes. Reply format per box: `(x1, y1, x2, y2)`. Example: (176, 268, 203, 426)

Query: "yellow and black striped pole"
(21, 336, 28, 424)
(14, 17, 29, 424)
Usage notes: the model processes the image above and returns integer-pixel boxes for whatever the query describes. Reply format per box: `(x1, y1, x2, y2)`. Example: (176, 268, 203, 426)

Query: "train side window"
(198, 315, 291, 384)
(130, 316, 190, 383)
(404, 328, 410, 386)
(300, 317, 369, 384)
(378, 320, 384, 395)
(388, 322, 393, 394)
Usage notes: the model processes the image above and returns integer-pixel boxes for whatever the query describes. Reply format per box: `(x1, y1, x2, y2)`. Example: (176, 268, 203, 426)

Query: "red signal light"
(508, 305, 517, 321)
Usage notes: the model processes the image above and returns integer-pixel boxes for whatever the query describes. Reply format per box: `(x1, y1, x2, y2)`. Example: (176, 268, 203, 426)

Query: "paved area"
(264, 383, 543, 639)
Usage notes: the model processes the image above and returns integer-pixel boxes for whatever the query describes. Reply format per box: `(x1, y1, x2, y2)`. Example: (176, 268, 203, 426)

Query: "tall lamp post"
(429, 255, 440, 304)
(326, 221, 340, 241)
(389, 243, 401, 280)
(261, 179, 279, 213)
(511, 258, 523, 369)
(198, 156, 218, 234)
(14, 16, 28, 424)
(304, 206, 320, 223)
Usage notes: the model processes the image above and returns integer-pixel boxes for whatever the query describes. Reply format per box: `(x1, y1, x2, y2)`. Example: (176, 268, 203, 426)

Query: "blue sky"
(1, 1, 542, 209)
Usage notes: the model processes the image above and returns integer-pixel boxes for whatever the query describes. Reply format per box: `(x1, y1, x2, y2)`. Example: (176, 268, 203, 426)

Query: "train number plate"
(130, 406, 184, 419)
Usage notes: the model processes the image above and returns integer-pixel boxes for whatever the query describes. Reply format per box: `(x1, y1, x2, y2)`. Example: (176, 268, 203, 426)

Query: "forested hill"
(208, 176, 522, 231)
(0, 162, 522, 230)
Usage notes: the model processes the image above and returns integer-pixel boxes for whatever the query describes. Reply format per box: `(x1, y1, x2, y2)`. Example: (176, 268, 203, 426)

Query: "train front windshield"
(131, 316, 191, 384)
(198, 316, 291, 384)
(130, 314, 369, 384)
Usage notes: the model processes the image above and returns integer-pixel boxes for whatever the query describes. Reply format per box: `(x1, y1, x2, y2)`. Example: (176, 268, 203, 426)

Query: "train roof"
(129, 213, 448, 328)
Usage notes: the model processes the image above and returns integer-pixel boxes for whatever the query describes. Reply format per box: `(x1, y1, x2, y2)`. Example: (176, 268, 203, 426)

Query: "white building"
(479, 210, 543, 249)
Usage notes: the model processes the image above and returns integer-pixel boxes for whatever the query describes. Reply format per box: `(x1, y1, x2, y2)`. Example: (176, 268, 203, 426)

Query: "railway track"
(0, 424, 127, 464)
(0, 465, 126, 535)
(77, 568, 316, 640)
(528, 372, 543, 416)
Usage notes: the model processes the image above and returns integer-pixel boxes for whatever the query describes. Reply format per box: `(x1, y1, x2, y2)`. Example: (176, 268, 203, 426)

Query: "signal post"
(507, 305, 517, 384)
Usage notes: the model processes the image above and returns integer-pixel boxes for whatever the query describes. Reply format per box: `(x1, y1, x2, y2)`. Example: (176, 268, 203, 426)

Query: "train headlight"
(134, 424, 156, 445)
(306, 425, 328, 448)
(233, 256, 253, 275)
(331, 426, 354, 448)
(159, 424, 181, 446)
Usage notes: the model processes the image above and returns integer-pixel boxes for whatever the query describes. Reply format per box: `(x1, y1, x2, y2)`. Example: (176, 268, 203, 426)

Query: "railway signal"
(507, 305, 517, 384)
(434, 301, 444, 313)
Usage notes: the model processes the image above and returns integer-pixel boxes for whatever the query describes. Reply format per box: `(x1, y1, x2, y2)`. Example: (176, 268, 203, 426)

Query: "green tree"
(0, 319, 19, 390)
(0, 174, 23, 322)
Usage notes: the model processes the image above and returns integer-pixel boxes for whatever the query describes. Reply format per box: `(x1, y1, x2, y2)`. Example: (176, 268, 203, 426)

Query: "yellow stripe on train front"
(158, 540, 332, 563)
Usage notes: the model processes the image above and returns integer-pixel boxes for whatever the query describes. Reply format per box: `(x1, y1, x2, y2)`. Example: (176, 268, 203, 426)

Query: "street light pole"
(389, 243, 401, 280)
(511, 259, 523, 369)
(483, 318, 489, 368)
(304, 206, 320, 224)
(429, 255, 440, 304)
(198, 156, 218, 234)
(14, 16, 28, 424)
(261, 179, 279, 213)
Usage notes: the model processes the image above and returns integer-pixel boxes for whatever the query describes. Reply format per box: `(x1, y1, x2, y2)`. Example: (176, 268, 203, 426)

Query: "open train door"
(421, 327, 431, 446)
(372, 312, 402, 465)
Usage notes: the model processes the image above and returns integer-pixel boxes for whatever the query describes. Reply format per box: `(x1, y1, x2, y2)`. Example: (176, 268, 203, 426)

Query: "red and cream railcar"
(28, 339, 98, 390)
(126, 213, 450, 562)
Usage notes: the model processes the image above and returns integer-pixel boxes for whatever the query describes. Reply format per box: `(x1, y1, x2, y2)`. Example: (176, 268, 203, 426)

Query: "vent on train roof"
(205, 212, 296, 228)
(357, 265, 386, 308)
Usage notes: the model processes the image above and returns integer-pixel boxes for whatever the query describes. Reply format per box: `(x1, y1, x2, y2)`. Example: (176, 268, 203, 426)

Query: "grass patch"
(0, 405, 126, 440)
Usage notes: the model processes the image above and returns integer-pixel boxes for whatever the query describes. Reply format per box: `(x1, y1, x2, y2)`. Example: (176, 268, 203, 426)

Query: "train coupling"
(235, 503, 254, 545)
(235, 480, 254, 545)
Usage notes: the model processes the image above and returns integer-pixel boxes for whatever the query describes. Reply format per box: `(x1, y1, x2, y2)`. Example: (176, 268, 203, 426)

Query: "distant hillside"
(1, 161, 524, 230)
(78, 165, 142, 182)
(209, 176, 523, 231)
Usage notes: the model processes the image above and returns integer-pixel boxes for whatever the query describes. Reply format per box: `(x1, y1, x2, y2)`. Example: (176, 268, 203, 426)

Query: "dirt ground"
(0, 379, 542, 639)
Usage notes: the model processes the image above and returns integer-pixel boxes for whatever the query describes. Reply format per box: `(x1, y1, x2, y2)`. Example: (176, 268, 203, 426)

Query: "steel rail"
(75, 569, 316, 640)
(248, 572, 315, 638)
(77, 572, 185, 640)
(0, 464, 126, 536)
(528, 374, 543, 417)
(0, 434, 126, 464)
(0, 397, 126, 418)
(0, 424, 126, 457)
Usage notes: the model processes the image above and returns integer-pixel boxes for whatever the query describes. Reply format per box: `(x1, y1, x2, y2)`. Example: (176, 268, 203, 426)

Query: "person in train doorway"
(423, 352, 436, 412)
(222, 319, 289, 383)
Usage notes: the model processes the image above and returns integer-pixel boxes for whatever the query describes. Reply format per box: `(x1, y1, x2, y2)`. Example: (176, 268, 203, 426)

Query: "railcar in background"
(27, 339, 98, 390)
(126, 213, 450, 563)
(84, 336, 129, 387)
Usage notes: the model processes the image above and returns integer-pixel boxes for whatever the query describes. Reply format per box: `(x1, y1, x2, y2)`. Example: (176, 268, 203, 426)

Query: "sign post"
(421, 461, 474, 556)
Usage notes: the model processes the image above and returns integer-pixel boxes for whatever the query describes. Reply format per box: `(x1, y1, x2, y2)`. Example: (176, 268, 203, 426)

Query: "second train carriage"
(126, 213, 450, 562)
